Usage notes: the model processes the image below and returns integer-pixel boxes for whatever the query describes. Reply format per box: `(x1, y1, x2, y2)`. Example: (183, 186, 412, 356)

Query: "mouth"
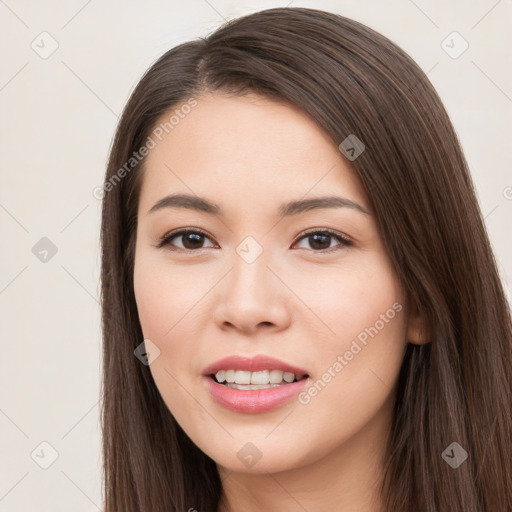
(204, 373, 310, 414)
(201, 355, 311, 413)
(209, 369, 309, 390)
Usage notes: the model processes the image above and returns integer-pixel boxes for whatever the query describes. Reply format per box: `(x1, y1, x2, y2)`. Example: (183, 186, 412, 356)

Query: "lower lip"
(203, 376, 309, 414)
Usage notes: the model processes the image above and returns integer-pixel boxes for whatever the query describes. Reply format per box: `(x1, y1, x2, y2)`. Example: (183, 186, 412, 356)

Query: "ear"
(406, 297, 429, 345)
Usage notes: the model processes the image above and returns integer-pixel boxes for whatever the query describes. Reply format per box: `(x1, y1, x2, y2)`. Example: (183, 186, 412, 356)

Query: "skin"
(133, 92, 426, 512)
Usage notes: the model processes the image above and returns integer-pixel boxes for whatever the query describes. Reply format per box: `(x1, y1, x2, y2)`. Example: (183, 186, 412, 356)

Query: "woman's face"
(133, 92, 417, 475)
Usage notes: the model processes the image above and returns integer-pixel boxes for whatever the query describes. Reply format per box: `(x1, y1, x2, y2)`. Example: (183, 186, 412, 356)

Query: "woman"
(99, 7, 512, 511)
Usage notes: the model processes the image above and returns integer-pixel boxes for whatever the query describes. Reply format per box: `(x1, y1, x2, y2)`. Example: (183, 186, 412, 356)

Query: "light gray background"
(1, 1, 511, 510)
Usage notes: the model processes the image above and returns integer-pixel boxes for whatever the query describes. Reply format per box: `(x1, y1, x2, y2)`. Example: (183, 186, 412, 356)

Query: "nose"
(213, 251, 291, 335)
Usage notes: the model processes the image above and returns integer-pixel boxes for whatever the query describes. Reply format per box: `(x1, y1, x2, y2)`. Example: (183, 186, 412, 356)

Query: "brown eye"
(305, 233, 332, 250)
(180, 232, 207, 250)
(157, 228, 352, 253)
(293, 230, 352, 252)
(157, 229, 216, 251)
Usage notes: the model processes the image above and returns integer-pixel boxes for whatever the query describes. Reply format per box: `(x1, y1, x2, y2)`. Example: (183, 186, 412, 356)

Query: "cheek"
(294, 256, 404, 347)
(133, 251, 215, 380)
(133, 254, 208, 341)
(133, 265, 200, 388)
(133, 258, 201, 417)
(293, 258, 406, 431)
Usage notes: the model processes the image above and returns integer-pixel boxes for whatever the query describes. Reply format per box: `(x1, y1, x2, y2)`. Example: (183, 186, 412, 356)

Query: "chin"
(199, 435, 315, 475)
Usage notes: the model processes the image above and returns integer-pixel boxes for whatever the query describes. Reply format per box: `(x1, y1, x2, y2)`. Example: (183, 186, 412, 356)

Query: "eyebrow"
(147, 193, 371, 218)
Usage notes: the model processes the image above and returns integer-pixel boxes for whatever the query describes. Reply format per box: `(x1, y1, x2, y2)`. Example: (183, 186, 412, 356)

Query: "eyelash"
(155, 227, 353, 254)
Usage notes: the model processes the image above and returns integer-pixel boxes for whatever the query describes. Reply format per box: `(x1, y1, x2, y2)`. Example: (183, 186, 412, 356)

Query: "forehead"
(138, 92, 369, 215)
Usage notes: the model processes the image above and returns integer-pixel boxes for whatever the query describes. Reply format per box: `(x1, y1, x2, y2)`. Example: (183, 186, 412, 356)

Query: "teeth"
(269, 370, 284, 384)
(214, 369, 304, 385)
(283, 372, 295, 383)
(226, 383, 284, 390)
(251, 370, 269, 385)
(234, 370, 251, 385)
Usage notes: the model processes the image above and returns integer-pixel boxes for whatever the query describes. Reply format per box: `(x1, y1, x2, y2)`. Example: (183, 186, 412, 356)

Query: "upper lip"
(202, 355, 309, 377)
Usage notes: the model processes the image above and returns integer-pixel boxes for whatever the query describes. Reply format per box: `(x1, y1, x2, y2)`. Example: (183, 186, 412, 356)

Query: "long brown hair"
(99, 7, 512, 511)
